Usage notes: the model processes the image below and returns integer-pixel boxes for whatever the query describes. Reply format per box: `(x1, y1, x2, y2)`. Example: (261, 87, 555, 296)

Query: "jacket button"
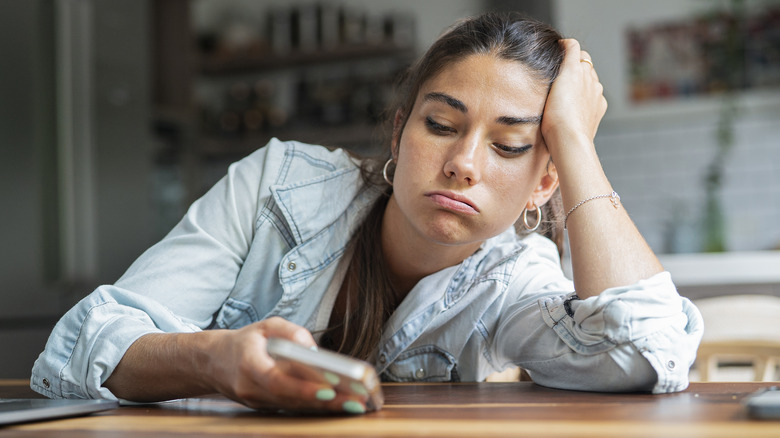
(42, 378, 50, 389)
(287, 261, 296, 271)
(379, 353, 387, 364)
(415, 368, 425, 379)
(667, 360, 676, 370)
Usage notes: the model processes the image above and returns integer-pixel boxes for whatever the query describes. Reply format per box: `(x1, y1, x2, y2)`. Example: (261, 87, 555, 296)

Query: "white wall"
(555, 0, 780, 253)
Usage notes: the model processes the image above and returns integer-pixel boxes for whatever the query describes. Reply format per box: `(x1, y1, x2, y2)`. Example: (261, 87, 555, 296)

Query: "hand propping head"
(541, 39, 608, 155)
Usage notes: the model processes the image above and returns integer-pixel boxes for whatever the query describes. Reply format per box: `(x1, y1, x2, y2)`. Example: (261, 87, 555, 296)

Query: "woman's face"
(389, 53, 556, 249)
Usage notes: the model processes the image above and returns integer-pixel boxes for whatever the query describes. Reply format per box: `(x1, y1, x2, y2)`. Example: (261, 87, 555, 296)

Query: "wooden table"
(1, 380, 778, 437)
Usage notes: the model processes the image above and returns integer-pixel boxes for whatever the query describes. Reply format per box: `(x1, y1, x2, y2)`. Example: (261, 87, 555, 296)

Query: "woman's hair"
(387, 11, 566, 250)
(321, 12, 566, 361)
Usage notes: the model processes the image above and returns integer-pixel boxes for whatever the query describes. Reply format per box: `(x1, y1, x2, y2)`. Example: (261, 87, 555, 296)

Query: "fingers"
(262, 316, 317, 348)
(559, 38, 582, 60)
(560, 39, 591, 70)
(235, 356, 368, 413)
(579, 50, 593, 70)
(542, 39, 607, 149)
(579, 57, 594, 68)
(560, 39, 597, 75)
(558, 40, 602, 96)
(262, 367, 369, 413)
(579, 51, 600, 85)
(227, 318, 368, 414)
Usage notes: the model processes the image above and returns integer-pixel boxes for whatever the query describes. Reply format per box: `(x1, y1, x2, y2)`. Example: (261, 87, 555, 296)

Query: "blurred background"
(1, 0, 778, 380)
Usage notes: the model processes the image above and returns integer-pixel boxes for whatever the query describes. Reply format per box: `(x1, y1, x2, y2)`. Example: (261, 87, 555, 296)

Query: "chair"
(693, 294, 780, 381)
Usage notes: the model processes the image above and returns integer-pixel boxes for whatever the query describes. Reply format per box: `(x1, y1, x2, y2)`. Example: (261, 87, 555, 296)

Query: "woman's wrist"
(543, 127, 592, 154)
(106, 331, 219, 401)
(550, 142, 610, 205)
(546, 131, 598, 168)
(186, 330, 228, 396)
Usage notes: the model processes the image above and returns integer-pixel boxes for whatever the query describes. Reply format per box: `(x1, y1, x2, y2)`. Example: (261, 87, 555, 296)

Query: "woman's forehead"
(416, 54, 548, 115)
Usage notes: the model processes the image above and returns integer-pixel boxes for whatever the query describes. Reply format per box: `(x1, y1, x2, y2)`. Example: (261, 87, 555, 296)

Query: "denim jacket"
(31, 139, 703, 400)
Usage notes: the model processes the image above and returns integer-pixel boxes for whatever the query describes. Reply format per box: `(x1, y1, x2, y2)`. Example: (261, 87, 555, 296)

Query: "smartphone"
(266, 338, 384, 411)
(745, 386, 780, 420)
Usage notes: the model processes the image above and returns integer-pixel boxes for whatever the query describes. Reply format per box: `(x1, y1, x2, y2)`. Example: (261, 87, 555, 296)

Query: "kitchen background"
(1, 0, 778, 379)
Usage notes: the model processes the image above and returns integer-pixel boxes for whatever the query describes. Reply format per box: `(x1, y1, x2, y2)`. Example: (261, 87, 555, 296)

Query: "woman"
(32, 12, 702, 414)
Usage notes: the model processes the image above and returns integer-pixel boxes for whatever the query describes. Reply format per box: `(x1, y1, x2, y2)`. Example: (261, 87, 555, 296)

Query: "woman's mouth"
(426, 191, 479, 215)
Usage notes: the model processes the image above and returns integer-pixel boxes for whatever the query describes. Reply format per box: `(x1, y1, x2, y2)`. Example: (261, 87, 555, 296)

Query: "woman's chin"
(418, 219, 486, 249)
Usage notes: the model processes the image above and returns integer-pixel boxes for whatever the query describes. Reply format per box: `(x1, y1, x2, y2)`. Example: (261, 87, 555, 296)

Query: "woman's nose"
(442, 134, 483, 185)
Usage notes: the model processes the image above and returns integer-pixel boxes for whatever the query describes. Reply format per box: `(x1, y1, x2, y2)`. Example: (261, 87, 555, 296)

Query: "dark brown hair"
(321, 12, 566, 361)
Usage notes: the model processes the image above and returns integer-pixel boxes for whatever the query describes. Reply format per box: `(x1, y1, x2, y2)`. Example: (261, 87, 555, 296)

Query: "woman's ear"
(391, 109, 405, 160)
(526, 160, 560, 209)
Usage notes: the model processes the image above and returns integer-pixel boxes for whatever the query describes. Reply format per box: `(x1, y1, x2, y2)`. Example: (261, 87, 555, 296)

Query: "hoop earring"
(382, 159, 394, 186)
(522, 205, 542, 232)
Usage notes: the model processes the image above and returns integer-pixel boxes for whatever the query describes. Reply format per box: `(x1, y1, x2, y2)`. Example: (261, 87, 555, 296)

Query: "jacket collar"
(271, 165, 381, 245)
(376, 227, 528, 372)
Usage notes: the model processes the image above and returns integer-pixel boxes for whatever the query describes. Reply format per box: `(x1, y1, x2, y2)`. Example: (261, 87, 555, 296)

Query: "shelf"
(150, 0, 415, 208)
(199, 123, 385, 159)
(153, 106, 198, 128)
(199, 44, 415, 76)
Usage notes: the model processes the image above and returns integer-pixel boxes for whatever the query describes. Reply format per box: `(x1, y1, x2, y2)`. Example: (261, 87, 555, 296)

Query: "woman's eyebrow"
(423, 92, 541, 125)
(424, 92, 467, 113)
(496, 115, 543, 125)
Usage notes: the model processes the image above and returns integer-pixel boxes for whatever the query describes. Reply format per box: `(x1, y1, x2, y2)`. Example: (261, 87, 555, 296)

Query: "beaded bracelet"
(564, 191, 620, 230)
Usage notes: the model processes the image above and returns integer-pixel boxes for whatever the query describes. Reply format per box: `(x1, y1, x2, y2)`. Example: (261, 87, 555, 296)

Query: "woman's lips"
(426, 191, 479, 215)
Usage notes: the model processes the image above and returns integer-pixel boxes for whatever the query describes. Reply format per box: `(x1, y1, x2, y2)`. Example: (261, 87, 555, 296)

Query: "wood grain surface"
(2, 381, 778, 437)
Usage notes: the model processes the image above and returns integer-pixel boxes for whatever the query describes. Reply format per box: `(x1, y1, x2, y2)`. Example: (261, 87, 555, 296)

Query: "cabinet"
(0, 0, 155, 378)
(152, 1, 416, 222)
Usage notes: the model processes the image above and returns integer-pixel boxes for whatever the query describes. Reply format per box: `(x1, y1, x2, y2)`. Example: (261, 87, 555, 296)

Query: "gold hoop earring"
(522, 205, 542, 232)
(382, 159, 394, 186)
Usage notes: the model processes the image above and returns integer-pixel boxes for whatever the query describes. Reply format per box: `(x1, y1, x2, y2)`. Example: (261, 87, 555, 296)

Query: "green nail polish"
(323, 371, 340, 385)
(342, 400, 366, 414)
(349, 381, 368, 396)
(316, 388, 336, 401)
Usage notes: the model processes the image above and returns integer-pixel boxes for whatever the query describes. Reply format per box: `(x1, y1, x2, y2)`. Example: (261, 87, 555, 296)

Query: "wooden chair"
(693, 294, 780, 381)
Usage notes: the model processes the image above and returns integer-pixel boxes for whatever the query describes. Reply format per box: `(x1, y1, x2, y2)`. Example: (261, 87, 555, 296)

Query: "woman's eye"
(425, 116, 455, 134)
(494, 143, 532, 156)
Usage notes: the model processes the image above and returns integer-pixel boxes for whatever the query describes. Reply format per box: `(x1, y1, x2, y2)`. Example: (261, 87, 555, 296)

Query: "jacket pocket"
(383, 345, 459, 382)
(214, 298, 259, 329)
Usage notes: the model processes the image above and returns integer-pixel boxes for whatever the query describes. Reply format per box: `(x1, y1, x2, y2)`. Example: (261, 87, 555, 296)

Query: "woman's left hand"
(540, 39, 607, 158)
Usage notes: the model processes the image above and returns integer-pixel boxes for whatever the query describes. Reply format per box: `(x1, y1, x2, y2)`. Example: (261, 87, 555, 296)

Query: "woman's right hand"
(205, 317, 366, 413)
(107, 317, 366, 412)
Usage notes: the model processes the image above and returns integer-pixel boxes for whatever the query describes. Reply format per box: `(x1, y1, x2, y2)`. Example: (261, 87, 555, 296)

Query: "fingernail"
(349, 381, 368, 396)
(342, 400, 366, 414)
(315, 388, 336, 401)
(323, 371, 340, 386)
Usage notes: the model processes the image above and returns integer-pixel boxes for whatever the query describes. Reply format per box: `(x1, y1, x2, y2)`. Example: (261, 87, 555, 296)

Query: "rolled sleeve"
(30, 144, 279, 400)
(31, 288, 200, 400)
(538, 271, 704, 393)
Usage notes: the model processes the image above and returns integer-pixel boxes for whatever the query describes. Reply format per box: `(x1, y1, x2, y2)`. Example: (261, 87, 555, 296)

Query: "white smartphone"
(266, 338, 384, 411)
(745, 386, 780, 420)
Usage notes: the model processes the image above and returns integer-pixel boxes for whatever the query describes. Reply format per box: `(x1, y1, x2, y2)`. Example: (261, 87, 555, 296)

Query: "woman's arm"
(541, 39, 663, 298)
(31, 141, 368, 413)
(103, 317, 361, 411)
(31, 147, 269, 401)
(492, 235, 702, 394)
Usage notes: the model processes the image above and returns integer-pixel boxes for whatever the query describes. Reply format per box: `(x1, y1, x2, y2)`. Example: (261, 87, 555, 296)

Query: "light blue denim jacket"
(31, 139, 703, 400)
